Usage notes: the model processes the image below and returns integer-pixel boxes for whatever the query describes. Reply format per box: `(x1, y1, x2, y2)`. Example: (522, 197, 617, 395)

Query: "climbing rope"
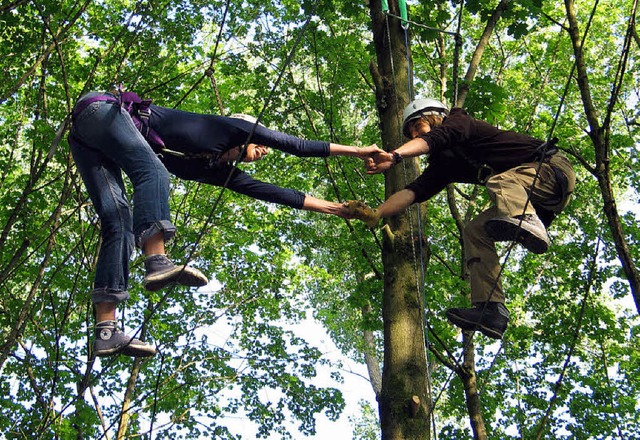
(143, 3, 322, 436)
(133, 0, 319, 326)
(65, 3, 323, 438)
(83, 4, 240, 416)
(381, 0, 468, 433)
(380, 1, 587, 433)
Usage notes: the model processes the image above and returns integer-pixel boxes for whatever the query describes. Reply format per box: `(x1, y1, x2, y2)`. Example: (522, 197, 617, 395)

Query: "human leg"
(445, 207, 509, 339)
(483, 163, 558, 254)
(71, 124, 156, 357)
(70, 124, 134, 303)
(139, 230, 208, 291)
(100, 109, 208, 291)
(74, 99, 207, 293)
(72, 98, 204, 357)
(463, 207, 505, 304)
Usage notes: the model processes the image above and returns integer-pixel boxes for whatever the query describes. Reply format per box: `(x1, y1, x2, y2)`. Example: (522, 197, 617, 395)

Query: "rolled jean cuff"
(137, 220, 176, 249)
(91, 287, 130, 304)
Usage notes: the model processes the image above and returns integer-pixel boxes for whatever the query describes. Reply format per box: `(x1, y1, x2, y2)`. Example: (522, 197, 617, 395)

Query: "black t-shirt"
(406, 108, 544, 203)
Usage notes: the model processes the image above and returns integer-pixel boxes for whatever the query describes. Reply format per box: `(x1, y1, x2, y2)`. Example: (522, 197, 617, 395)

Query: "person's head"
(229, 113, 270, 161)
(402, 98, 449, 139)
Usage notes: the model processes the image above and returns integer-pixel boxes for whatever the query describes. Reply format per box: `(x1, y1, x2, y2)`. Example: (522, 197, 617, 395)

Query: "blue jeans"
(70, 93, 175, 304)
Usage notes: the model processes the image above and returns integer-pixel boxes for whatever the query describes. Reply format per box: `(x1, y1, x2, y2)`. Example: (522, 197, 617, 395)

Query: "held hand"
(343, 200, 381, 227)
(365, 151, 394, 174)
(355, 143, 385, 159)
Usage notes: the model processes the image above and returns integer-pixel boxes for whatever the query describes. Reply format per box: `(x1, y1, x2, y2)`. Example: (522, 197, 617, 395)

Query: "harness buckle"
(477, 164, 494, 184)
(535, 137, 559, 161)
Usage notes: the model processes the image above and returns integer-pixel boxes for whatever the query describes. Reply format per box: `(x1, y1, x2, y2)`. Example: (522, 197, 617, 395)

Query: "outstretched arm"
(376, 189, 416, 218)
(365, 138, 431, 174)
(393, 137, 431, 158)
(302, 195, 353, 218)
(329, 143, 384, 159)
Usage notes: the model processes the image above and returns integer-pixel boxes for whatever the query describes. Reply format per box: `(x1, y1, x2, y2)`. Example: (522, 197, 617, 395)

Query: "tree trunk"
(460, 333, 487, 439)
(456, 0, 510, 107)
(363, 303, 383, 397)
(117, 360, 143, 439)
(368, 1, 432, 439)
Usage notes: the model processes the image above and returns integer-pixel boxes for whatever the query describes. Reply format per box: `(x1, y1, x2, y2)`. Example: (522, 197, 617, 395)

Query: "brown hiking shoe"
(484, 213, 549, 254)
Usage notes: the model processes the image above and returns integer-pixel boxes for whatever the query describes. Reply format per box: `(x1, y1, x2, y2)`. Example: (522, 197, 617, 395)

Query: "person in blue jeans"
(69, 90, 382, 358)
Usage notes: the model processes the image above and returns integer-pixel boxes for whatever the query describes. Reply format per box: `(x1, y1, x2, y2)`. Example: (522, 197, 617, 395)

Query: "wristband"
(391, 150, 403, 164)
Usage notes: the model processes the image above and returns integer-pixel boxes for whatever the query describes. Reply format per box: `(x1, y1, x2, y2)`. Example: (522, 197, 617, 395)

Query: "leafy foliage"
(0, 0, 638, 438)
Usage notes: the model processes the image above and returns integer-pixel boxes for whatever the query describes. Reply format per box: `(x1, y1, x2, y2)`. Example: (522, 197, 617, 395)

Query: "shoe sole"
(144, 266, 208, 292)
(122, 345, 157, 357)
(94, 344, 157, 358)
(484, 219, 549, 254)
(446, 310, 505, 339)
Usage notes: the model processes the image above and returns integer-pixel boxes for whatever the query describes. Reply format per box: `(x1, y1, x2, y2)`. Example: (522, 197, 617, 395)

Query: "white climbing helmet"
(401, 98, 449, 137)
(230, 113, 265, 127)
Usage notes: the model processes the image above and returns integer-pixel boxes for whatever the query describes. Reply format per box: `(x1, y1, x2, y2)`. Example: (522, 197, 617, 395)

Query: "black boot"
(446, 302, 510, 339)
(143, 254, 208, 292)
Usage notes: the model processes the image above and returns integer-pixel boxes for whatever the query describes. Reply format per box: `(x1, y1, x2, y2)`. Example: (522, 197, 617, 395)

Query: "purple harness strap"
(118, 92, 165, 149)
(70, 91, 165, 150)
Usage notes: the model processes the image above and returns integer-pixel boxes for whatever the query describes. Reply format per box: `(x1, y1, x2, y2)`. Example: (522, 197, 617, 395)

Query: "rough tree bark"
(368, 1, 432, 438)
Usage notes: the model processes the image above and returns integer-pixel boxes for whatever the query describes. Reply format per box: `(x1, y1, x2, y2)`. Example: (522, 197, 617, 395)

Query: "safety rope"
(174, 0, 231, 111)
(475, 0, 603, 400)
(420, 5, 465, 434)
(383, 2, 443, 433)
(380, 1, 584, 433)
(424, 19, 582, 427)
(75, 3, 238, 408)
(145, 4, 321, 437)
(97, 4, 238, 429)
(386, 0, 478, 424)
(69, 4, 322, 438)
(132, 1, 318, 325)
(535, 237, 599, 439)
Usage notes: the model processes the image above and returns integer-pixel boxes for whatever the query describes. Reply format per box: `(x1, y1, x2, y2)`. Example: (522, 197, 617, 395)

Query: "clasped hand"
(352, 145, 394, 174)
(364, 151, 394, 174)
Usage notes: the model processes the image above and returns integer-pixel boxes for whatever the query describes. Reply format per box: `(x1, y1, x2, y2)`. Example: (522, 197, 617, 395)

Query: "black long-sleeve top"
(150, 105, 330, 209)
(406, 108, 545, 203)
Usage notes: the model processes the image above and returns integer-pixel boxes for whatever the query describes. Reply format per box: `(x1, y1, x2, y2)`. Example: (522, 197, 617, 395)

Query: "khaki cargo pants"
(464, 153, 575, 304)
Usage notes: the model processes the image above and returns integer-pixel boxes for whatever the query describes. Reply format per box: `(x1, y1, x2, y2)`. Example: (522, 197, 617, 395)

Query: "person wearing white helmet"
(351, 97, 575, 339)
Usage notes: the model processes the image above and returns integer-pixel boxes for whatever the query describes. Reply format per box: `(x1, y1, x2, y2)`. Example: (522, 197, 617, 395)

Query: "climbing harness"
(70, 89, 165, 151)
(69, 89, 229, 167)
